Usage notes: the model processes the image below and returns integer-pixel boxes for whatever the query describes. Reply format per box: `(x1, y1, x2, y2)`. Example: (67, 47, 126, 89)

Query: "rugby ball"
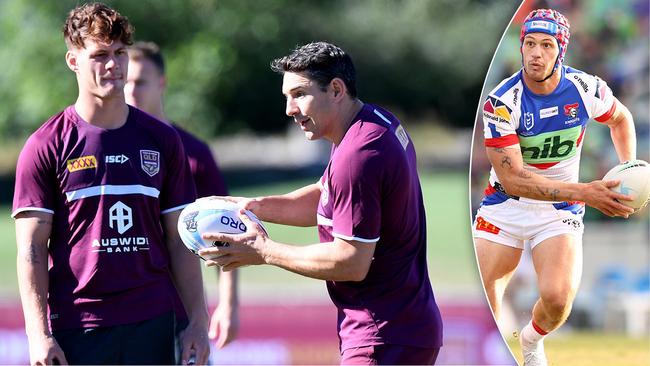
(602, 159, 650, 212)
(177, 198, 266, 259)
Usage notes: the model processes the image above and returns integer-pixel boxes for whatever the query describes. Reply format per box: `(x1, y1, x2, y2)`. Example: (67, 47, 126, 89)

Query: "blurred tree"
(0, 0, 517, 141)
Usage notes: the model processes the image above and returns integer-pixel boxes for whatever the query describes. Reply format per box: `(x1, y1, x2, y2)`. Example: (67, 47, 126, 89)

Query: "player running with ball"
(474, 8, 637, 366)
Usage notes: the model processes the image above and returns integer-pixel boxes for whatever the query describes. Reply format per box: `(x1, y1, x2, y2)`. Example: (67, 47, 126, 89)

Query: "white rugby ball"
(603, 159, 650, 212)
(177, 199, 266, 259)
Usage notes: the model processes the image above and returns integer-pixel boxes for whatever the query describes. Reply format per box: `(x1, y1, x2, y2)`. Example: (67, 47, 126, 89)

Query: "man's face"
(124, 57, 165, 112)
(522, 33, 560, 81)
(68, 39, 128, 99)
(282, 71, 336, 141)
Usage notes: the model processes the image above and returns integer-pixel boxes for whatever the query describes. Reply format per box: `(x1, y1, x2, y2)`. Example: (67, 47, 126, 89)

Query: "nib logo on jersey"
(91, 201, 150, 254)
(519, 125, 582, 168)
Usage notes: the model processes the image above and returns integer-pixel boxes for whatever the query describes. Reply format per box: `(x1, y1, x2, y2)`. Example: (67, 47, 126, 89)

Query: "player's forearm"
(608, 105, 636, 162)
(263, 240, 371, 282)
(16, 244, 51, 338)
(163, 212, 209, 324)
(15, 214, 54, 339)
(217, 268, 238, 307)
(252, 184, 320, 226)
(169, 244, 209, 325)
(499, 168, 586, 202)
(490, 147, 585, 201)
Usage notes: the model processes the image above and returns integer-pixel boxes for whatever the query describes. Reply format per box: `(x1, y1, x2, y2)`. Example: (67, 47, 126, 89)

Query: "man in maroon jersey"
(13, 3, 209, 365)
(199, 42, 443, 365)
(125, 41, 238, 354)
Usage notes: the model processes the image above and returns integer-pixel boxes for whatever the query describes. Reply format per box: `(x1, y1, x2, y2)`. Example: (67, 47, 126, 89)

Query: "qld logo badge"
(140, 150, 160, 177)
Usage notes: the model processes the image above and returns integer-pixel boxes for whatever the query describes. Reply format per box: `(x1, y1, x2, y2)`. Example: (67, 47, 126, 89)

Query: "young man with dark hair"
(474, 9, 636, 366)
(13, 3, 209, 364)
(125, 41, 238, 355)
(199, 41, 443, 365)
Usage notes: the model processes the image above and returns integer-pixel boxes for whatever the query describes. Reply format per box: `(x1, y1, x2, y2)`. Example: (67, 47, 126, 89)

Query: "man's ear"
(65, 50, 78, 73)
(330, 78, 347, 100)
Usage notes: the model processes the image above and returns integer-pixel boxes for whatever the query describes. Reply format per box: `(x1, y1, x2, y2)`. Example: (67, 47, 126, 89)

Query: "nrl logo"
(140, 150, 160, 177)
(183, 211, 199, 232)
(524, 112, 535, 130)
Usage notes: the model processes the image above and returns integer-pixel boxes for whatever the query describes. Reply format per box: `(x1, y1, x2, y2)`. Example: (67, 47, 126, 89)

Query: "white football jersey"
(481, 65, 616, 204)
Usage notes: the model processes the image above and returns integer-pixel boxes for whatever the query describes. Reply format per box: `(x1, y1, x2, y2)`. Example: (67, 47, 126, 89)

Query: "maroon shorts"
(340, 344, 440, 365)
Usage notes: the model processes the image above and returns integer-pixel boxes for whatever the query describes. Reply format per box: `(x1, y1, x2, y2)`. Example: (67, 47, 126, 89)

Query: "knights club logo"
(564, 103, 579, 118)
(140, 150, 160, 177)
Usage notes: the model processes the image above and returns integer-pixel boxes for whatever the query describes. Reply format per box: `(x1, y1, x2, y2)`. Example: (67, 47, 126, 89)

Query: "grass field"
(506, 332, 650, 366)
(0, 170, 482, 300)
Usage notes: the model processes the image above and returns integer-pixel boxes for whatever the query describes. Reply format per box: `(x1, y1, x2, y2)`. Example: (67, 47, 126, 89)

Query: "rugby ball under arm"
(602, 159, 650, 212)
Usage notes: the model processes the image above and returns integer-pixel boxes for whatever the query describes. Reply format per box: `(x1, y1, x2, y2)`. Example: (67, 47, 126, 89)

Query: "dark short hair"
(128, 41, 165, 75)
(63, 2, 134, 49)
(271, 42, 357, 97)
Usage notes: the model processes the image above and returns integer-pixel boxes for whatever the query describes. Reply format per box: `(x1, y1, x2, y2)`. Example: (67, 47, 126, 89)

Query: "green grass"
(506, 332, 650, 366)
(1, 170, 481, 299)
(0, 206, 16, 297)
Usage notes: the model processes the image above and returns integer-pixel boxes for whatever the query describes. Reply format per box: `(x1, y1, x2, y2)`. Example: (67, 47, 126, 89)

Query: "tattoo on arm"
(534, 186, 562, 201)
(551, 189, 560, 201)
(37, 219, 52, 225)
(26, 245, 40, 264)
(501, 156, 512, 169)
(518, 169, 532, 179)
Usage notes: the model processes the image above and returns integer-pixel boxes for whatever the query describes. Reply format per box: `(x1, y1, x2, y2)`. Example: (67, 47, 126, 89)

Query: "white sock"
(521, 319, 547, 344)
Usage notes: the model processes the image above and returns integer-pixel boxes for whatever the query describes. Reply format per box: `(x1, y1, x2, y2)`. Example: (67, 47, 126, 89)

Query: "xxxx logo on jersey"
(67, 155, 97, 172)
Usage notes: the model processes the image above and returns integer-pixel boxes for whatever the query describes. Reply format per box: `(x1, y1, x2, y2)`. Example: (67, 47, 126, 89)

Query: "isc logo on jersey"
(105, 154, 129, 164)
(519, 125, 581, 164)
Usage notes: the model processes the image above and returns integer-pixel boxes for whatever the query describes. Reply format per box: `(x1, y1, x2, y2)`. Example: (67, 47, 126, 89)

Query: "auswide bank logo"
(109, 201, 132, 234)
(91, 201, 150, 254)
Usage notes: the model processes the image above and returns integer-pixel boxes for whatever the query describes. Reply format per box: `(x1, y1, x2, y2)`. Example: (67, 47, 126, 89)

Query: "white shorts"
(473, 199, 585, 250)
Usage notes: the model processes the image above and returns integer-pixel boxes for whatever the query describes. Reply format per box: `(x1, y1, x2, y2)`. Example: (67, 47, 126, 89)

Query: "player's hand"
(28, 334, 68, 365)
(583, 180, 635, 218)
(179, 322, 210, 365)
(208, 301, 239, 349)
(198, 196, 262, 216)
(199, 209, 269, 270)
